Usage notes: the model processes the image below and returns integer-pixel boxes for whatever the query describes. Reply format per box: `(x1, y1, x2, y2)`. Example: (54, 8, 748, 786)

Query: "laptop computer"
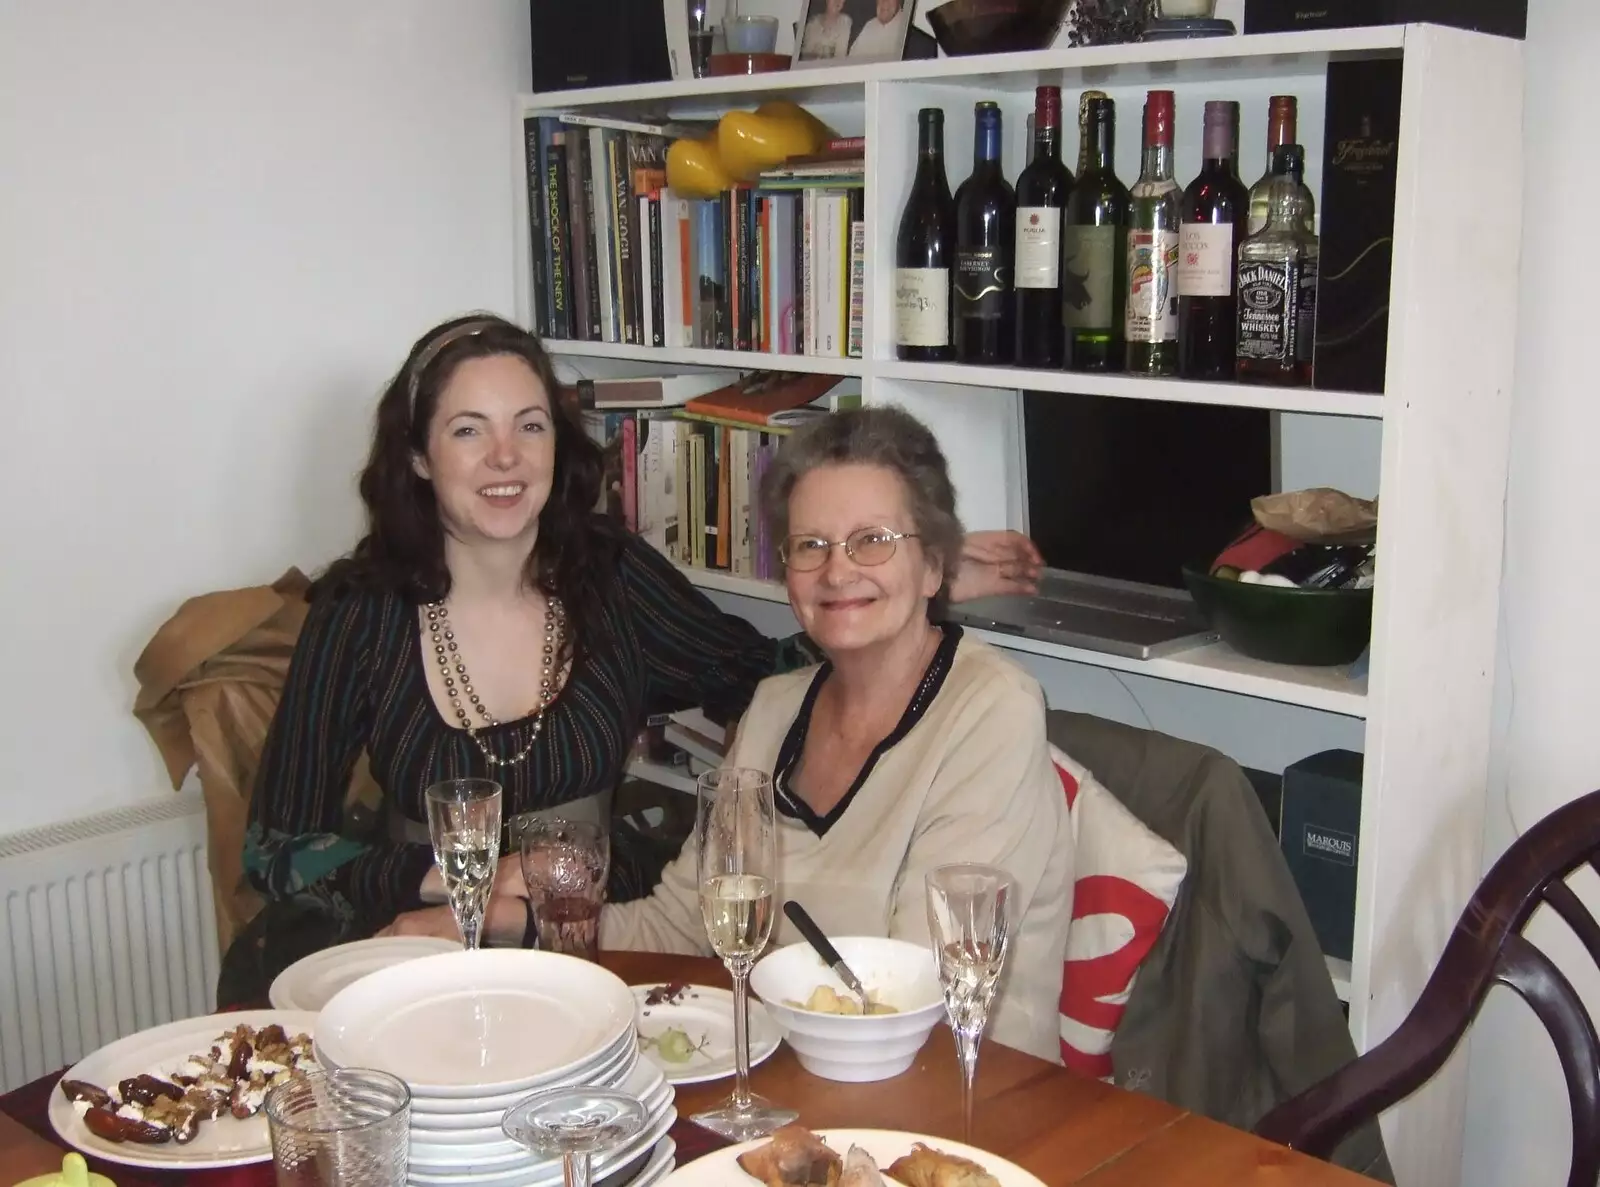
(950, 569, 1215, 659)
(948, 391, 1272, 661)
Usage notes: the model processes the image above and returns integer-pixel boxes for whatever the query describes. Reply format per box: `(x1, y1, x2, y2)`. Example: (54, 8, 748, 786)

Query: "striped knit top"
(243, 533, 808, 933)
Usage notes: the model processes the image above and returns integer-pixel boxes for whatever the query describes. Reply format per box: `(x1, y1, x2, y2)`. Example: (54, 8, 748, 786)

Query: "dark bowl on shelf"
(924, 0, 1072, 56)
(1182, 565, 1374, 667)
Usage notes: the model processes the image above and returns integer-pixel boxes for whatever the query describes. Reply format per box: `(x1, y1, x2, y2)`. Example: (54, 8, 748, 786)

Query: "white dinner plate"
(632, 984, 780, 1086)
(406, 1038, 637, 1119)
(630, 1135, 677, 1187)
(409, 1061, 669, 1164)
(47, 1009, 319, 1171)
(316, 949, 635, 1097)
(657, 1129, 1047, 1187)
(268, 935, 458, 1011)
(406, 1042, 637, 1124)
(407, 1105, 678, 1186)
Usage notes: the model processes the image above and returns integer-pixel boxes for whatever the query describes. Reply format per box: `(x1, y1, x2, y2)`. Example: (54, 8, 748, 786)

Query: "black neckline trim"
(773, 623, 963, 838)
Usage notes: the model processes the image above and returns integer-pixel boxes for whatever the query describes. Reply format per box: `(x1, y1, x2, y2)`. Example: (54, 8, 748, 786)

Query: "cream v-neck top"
(601, 627, 1074, 1062)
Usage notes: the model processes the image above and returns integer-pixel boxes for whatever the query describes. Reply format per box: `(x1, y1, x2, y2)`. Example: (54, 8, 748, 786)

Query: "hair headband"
(406, 317, 501, 419)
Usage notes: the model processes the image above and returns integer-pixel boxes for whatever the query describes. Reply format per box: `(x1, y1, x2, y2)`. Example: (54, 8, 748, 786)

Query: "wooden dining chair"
(1255, 787, 1600, 1187)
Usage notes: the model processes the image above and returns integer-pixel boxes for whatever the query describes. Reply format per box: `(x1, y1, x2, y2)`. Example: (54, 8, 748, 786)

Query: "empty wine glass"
(517, 816, 610, 960)
(502, 1087, 646, 1187)
(691, 767, 797, 1141)
(425, 778, 502, 951)
(926, 862, 1017, 1142)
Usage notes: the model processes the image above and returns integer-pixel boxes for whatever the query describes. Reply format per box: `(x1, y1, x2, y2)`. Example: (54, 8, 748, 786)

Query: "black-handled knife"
(783, 900, 869, 1009)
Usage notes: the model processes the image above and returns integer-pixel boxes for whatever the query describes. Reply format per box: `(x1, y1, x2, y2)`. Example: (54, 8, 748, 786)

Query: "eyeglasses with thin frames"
(779, 527, 919, 572)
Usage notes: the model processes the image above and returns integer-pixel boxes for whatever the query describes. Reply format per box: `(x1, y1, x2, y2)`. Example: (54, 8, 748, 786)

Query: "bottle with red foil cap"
(1125, 89, 1181, 376)
(1179, 100, 1249, 380)
(1012, 85, 1075, 368)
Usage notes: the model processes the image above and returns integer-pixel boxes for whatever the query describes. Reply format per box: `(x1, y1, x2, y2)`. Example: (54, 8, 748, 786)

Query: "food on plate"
(643, 981, 690, 1007)
(60, 1021, 316, 1145)
(638, 1025, 709, 1064)
(787, 984, 898, 1016)
(886, 1143, 1002, 1187)
(736, 1129, 1001, 1187)
(736, 1123, 844, 1187)
(840, 1144, 890, 1187)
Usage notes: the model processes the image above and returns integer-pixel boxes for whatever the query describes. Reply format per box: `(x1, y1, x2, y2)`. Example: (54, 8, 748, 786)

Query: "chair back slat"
(1255, 787, 1600, 1183)
(1495, 934, 1600, 1187)
(1542, 880, 1600, 969)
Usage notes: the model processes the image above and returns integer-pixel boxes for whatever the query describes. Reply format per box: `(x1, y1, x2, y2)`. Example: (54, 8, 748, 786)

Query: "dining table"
(0, 950, 1375, 1186)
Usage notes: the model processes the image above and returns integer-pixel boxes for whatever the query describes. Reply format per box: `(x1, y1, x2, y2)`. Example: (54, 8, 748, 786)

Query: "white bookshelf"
(518, 27, 1523, 1186)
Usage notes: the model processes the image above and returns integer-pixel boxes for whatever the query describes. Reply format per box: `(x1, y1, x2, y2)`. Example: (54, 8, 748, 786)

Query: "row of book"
(524, 113, 868, 359)
(571, 372, 854, 580)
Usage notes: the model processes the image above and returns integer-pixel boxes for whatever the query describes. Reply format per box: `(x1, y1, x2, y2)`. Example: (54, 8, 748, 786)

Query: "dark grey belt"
(387, 786, 614, 848)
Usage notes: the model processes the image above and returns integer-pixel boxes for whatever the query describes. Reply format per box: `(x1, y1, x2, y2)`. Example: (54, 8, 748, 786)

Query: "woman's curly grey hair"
(759, 405, 965, 612)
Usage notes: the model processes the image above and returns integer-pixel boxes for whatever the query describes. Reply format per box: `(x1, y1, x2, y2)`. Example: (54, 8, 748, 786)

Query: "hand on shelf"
(950, 530, 1043, 602)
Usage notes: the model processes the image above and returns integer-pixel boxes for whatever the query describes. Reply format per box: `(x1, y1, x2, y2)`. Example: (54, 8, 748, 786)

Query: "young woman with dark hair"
(229, 314, 1039, 990)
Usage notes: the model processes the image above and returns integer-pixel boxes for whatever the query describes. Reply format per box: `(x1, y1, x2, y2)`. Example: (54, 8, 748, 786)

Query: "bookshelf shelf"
(678, 563, 1366, 715)
(875, 360, 1386, 418)
(548, 339, 866, 376)
(518, 27, 1407, 114)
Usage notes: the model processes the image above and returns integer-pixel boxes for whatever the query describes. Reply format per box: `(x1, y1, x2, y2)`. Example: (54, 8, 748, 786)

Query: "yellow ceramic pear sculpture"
(13, 1152, 116, 1187)
(665, 100, 831, 198)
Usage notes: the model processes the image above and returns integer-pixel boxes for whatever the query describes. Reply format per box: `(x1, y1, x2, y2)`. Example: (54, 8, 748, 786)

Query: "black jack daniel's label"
(1237, 260, 1318, 363)
(955, 248, 1007, 321)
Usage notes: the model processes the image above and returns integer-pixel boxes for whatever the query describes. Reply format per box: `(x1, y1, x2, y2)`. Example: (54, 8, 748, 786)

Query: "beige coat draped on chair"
(132, 570, 379, 954)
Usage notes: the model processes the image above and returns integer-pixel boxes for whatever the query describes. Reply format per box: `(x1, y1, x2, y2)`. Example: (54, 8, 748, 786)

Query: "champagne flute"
(425, 778, 502, 951)
(926, 862, 1017, 1142)
(502, 1086, 645, 1187)
(691, 767, 797, 1142)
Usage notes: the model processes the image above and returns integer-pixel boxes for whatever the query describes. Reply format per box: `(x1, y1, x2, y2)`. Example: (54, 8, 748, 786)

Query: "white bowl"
(749, 936, 945, 1082)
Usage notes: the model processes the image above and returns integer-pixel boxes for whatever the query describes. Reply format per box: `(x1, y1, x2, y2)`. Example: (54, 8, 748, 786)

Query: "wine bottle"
(953, 102, 1015, 365)
(1236, 144, 1319, 387)
(1125, 90, 1181, 377)
(1179, 101, 1250, 381)
(1075, 91, 1107, 176)
(1013, 87, 1074, 368)
(895, 108, 957, 362)
(1062, 97, 1129, 372)
(1247, 96, 1297, 235)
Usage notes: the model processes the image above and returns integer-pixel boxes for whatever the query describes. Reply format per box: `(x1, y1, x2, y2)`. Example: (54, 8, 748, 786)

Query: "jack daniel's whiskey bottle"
(1236, 144, 1318, 386)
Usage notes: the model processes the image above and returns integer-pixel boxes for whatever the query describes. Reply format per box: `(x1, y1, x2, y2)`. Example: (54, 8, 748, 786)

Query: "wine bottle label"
(1014, 207, 1061, 289)
(1125, 230, 1179, 344)
(1178, 223, 1235, 298)
(1237, 260, 1297, 362)
(894, 267, 950, 347)
(1061, 224, 1115, 330)
(954, 248, 1007, 321)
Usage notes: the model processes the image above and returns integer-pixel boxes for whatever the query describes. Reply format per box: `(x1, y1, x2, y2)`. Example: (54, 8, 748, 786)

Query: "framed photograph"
(795, 0, 912, 66)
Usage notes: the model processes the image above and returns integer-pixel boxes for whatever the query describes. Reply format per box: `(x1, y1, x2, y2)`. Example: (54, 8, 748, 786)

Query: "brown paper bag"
(1251, 488, 1379, 545)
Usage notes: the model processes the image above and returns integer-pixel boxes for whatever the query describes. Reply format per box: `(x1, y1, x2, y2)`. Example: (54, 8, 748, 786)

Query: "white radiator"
(0, 792, 219, 1093)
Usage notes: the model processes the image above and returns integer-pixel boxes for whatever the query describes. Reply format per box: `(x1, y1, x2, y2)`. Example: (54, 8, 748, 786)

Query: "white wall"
(1461, 1, 1600, 1184)
(0, 1, 531, 833)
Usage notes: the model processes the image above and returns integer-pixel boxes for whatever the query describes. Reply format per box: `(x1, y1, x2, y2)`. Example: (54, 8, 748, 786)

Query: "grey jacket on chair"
(1047, 710, 1393, 1183)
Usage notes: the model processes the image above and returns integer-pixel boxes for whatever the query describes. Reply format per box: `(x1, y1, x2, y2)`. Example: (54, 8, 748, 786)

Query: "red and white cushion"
(1053, 745, 1187, 1079)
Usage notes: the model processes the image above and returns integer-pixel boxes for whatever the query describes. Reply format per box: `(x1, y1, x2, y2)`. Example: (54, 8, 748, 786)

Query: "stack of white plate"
(315, 949, 676, 1187)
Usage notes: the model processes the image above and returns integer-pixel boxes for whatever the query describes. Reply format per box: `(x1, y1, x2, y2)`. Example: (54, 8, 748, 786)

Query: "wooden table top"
(0, 950, 1374, 1186)
(607, 952, 1373, 1186)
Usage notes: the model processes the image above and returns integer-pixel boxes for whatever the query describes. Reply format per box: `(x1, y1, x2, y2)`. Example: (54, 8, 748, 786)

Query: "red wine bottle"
(953, 101, 1015, 364)
(895, 108, 956, 362)
(1179, 100, 1250, 381)
(1013, 86, 1074, 368)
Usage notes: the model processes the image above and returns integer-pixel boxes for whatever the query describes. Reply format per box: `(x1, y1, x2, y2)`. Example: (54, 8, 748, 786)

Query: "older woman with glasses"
(603, 405, 1074, 1062)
